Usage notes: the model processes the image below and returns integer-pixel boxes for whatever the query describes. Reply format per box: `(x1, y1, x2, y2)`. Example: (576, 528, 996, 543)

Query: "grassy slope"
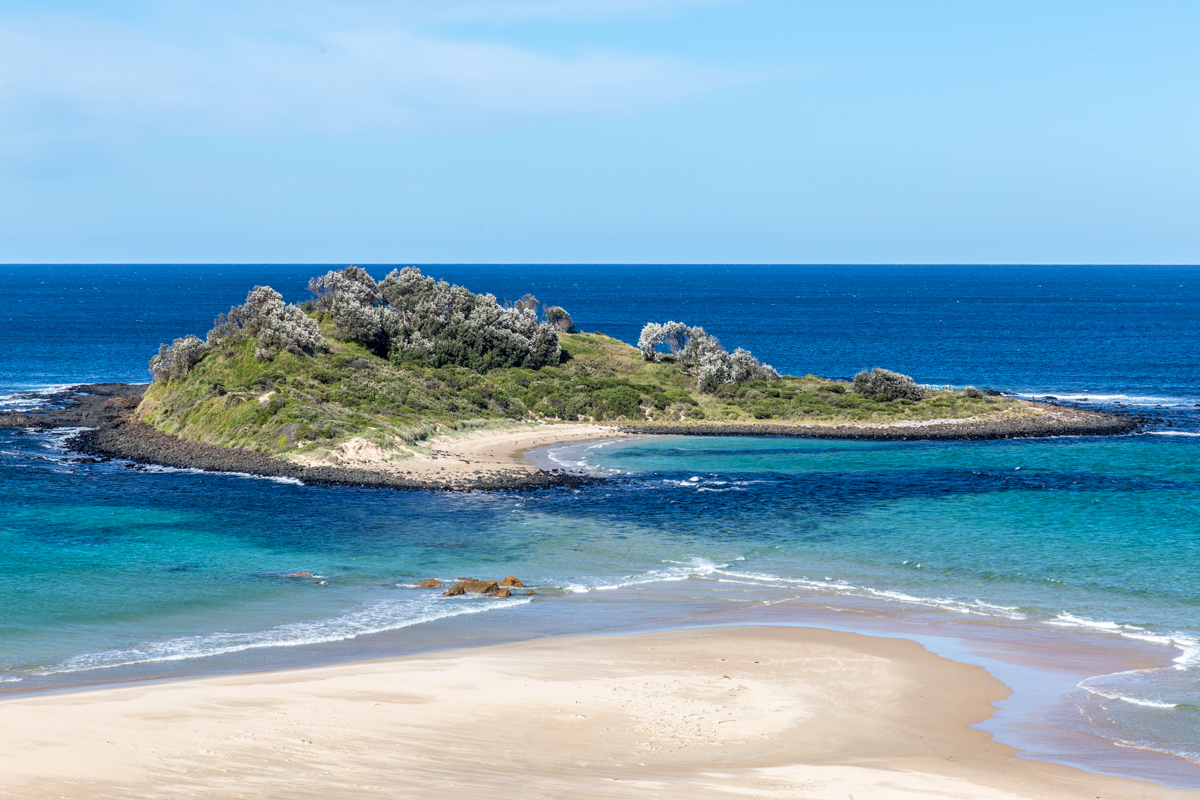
(138, 326, 1024, 460)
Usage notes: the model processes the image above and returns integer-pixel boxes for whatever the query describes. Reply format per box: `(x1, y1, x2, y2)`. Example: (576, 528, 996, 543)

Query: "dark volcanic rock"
(0, 383, 148, 430)
(620, 404, 1137, 441)
(70, 419, 597, 492)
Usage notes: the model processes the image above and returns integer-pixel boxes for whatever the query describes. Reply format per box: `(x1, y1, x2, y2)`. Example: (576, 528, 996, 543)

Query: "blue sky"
(1, 0, 1197, 263)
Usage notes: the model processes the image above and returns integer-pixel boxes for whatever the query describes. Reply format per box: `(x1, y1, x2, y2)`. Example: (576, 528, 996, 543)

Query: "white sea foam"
(562, 558, 727, 594)
(1081, 686, 1179, 709)
(0, 385, 76, 411)
(21, 428, 307, 485)
(1147, 432, 1200, 437)
(32, 596, 529, 676)
(1046, 612, 1200, 713)
(707, 568, 1030, 620)
(670, 477, 765, 492)
(136, 463, 306, 486)
(544, 438, 625, 474)
(1046, 614, 1199, 662)
(1017, 392, 1199, 406)
(1111, 739, 1200, 768)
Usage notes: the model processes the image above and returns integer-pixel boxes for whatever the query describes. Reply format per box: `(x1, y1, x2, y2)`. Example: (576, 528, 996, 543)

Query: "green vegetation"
(140, 324, 1021, 459)
(139, 266, 1025, 461)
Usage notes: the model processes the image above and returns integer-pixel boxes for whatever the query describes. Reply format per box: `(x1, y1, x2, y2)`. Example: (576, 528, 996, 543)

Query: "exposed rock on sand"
(443, 580, 499, 597)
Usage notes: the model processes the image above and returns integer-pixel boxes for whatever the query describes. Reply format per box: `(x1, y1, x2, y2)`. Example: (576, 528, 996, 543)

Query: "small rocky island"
(0, 267, 1137, 490)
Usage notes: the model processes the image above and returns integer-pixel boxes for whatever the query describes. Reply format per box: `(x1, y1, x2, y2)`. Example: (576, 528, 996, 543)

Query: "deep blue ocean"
(2, 264, 1199, 786)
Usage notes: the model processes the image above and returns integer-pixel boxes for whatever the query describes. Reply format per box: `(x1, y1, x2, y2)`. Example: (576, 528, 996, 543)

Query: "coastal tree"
(638, 322, 665, 361)
(512, 293, 540, 316)
(544, 306, 575, 333)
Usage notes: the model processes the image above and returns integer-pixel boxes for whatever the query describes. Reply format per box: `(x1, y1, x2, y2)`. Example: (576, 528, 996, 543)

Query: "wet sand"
(0, 625, 1192, 799)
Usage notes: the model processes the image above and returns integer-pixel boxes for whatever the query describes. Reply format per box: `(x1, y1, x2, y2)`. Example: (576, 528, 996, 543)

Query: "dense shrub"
(963, 386, 984, 399)
(311, 266, 564, 372)
(204, 286, 327, 362)
(330, 294, 386, 353)
(852, 368, 925, 401)
(638, 321, 779, 392)
(149, 335, 208, 381)
(591, 386, 642, 419)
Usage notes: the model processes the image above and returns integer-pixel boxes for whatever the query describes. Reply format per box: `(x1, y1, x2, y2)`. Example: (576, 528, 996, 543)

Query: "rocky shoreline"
(1, 383, 1142, 490)
(69, 420, 595, 492)
(619, 403, 1140, 440)
(1, 384, 595, 492)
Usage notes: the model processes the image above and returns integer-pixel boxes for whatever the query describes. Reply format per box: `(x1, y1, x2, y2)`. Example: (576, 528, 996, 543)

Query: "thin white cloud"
(164, 0, 736, 28)
(0, 1, 753, 145)
(375, 0, 737, 24)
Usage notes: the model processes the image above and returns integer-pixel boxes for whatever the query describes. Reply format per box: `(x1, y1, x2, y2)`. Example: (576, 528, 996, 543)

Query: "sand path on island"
(1, 626, 1192, 799)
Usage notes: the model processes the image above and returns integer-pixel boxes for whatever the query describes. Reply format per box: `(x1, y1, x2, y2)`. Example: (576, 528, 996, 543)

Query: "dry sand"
(287, 423, 625, 487)
(2, 625, 1192, 799)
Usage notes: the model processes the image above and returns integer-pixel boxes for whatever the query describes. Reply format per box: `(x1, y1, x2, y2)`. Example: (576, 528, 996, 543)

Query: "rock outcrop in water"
(442, 580, 499, 597)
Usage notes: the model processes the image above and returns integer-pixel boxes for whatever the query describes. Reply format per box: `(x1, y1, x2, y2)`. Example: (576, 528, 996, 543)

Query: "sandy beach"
(1, 625, 1190, 799)
(287, 422, 628, 486)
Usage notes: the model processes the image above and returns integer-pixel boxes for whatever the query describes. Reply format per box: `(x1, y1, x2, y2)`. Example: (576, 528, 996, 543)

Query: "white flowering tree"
(637, 320, 780, 392)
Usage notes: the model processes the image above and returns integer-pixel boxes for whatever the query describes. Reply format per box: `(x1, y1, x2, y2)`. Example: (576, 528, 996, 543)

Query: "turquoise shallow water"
(3, 264, 1200, 786)
(3, 426, 1199, 784)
